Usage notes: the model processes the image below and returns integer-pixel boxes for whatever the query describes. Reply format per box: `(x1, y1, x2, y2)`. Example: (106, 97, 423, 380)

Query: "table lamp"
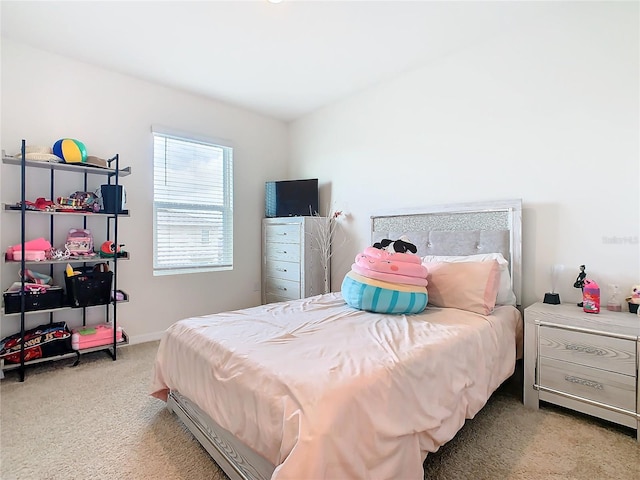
(543, 264, 564, 304)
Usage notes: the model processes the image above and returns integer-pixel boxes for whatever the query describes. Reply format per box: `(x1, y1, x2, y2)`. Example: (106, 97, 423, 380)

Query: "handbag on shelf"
(65, 228, 95, 256)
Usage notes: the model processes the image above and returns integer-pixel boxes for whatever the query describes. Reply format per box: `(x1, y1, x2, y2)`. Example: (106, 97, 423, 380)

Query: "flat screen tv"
(265, 178, 319, 218)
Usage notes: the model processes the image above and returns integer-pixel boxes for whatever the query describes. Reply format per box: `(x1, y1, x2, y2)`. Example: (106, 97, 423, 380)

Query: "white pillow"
(421, 252, 517, 306)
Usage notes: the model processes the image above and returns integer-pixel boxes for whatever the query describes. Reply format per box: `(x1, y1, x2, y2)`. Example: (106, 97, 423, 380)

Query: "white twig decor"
(310, 208, 344, 294)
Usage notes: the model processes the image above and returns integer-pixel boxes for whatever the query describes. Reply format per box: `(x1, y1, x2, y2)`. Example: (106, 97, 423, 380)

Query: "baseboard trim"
(123, 331, 165, 346)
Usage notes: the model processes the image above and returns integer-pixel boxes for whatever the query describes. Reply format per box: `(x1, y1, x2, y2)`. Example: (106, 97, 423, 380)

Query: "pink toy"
(71, 323, 123, 350)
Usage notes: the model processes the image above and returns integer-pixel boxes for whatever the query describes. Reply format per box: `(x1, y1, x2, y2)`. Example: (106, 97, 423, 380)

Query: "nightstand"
(523, 302, 639, 440)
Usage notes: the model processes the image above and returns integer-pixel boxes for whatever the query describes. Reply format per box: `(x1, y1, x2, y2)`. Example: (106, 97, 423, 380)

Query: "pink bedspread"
(150, 293, 521, 479)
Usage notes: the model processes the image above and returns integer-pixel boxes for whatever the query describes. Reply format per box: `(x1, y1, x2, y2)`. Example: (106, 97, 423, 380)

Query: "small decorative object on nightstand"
(523, 302, 640, 441)
(573, 264, 586, 306)
(543, 264, 563, 305)
(582, 279, 600, 313)
(626, 284, 640, 314)
(606, 284, 622, 312)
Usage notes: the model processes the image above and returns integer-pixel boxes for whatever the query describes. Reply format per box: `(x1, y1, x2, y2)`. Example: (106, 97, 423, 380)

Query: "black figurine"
(573, 264, 586, 307)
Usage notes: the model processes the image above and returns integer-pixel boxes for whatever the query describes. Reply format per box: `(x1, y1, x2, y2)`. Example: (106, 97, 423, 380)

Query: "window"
(152, 127, 233, 275)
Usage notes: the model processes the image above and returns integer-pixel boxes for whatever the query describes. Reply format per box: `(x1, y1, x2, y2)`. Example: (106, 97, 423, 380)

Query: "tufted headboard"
(371, 199, 522, 305)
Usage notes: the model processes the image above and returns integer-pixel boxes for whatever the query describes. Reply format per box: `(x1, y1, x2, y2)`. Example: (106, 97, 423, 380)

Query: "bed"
(150, 199, 523, 480)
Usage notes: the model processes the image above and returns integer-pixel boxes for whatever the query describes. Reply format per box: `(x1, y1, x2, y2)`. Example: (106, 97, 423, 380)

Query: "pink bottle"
(583, 279, 600, 314)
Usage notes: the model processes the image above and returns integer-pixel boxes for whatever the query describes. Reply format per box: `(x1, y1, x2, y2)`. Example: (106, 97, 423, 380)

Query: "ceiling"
(1, 1, 551, 122)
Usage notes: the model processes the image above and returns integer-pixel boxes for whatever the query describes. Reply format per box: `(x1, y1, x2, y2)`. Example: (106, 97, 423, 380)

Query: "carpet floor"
(0, 341, 638, 480)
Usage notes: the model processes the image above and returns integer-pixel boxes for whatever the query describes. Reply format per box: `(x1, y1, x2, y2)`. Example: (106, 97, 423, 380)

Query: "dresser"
(262, 217, 327, 304)
(523, 302, 639, 439)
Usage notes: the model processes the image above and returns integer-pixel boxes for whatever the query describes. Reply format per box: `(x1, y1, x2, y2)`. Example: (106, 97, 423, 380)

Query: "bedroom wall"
(0, 40, 289, 342)
(288, 2, 639, 309)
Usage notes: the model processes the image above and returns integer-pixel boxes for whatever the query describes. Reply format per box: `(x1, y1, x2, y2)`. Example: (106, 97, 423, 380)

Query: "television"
(265, 178, 319, 218)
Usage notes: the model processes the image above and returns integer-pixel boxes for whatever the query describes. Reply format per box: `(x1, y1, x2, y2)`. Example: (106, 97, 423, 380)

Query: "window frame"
(151, 125, 233, 276)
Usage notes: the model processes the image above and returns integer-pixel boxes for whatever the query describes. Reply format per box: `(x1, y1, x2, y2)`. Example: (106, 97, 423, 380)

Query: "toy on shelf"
(52, 138, 87, 164)
(71, 323, 123, 350)
(99, 240, 125, 258)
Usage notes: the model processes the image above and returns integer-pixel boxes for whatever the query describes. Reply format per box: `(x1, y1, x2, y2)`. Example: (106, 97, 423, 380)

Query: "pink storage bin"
(6, 238, 51, 261)
(9, 238, 52, 251)
(12, 250, 46, 261)
(71, 323, 123, 350)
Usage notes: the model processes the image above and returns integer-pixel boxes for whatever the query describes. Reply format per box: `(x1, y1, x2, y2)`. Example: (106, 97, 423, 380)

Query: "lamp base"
(543, 293, 561, 305)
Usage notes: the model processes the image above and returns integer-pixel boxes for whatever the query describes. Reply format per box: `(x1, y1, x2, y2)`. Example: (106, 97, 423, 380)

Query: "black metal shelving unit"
(1, 140, 131, 381)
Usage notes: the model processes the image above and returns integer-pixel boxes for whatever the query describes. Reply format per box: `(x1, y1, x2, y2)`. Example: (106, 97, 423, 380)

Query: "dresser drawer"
(264, 292, 292, 304)
(539, 326, 636, 376)
(265, 278, 300, 300)
(264, 259, 300, 282)
(265, 243, 300, 263)
(539, 356, 636, 412)
(264, 223, 301, 244)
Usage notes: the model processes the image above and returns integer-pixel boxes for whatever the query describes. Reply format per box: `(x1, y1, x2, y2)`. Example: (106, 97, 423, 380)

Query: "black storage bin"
(64, 266, 113, 308)
(3, 286, 64, 314)
(100, 184, 126, 214)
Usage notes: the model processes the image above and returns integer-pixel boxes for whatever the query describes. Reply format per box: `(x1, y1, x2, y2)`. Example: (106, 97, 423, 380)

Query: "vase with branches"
(310, 208, 344, 294)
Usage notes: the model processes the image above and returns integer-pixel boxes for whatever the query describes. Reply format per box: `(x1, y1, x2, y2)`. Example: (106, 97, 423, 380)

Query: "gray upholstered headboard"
(371, 199, 522, 305)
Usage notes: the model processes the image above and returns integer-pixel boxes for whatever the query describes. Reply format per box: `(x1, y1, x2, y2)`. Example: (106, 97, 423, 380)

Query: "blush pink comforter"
(150, 293, 521, 480)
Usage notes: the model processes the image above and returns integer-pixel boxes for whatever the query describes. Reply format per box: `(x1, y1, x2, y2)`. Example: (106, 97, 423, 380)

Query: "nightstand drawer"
(539, 326, 636, 376)
(265, 224, 301, 244)
(264, 259, 300, 282)
(264, 278, 300, 300)
(539, 357, 636, 412)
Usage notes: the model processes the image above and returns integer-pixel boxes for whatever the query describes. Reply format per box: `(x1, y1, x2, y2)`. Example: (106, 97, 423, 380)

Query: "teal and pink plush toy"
(341, 238, 428, 314)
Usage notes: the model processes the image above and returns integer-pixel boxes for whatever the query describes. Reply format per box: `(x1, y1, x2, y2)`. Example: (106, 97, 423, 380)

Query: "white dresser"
(262, 217, 327, 304)
(523, 302, 639, 440)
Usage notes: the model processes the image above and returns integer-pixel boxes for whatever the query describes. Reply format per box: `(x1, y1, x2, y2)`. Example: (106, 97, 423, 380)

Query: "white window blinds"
(152, 128, 233, 275)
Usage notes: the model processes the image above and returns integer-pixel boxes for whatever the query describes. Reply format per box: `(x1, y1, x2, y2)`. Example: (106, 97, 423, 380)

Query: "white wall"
(289, 2, 640, 309)
(0, 40, 289, 342)
(1, 2, 638, 346)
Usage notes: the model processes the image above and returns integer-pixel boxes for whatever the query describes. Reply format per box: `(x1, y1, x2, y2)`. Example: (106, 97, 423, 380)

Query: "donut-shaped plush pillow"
(341, 271, 428, 315)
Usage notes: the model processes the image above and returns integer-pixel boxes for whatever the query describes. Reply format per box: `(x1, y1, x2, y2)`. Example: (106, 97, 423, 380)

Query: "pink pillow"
(424, 260, 500, 315)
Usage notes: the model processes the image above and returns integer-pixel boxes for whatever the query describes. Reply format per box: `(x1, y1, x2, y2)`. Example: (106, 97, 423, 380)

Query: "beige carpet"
(1, 341, 638, 480)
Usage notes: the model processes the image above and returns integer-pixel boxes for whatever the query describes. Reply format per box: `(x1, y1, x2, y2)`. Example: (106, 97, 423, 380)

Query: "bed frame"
(371, 198, 522, 305)
(166, 198, 523, 480)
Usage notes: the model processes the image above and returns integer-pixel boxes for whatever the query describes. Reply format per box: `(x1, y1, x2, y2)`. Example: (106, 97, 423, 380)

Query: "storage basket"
(64, 266, 113, 308)
(3, 286, 64, 314)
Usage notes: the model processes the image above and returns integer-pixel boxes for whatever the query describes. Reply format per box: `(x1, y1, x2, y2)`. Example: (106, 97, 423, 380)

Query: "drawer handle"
(276, 268, 287, 272)
(277, 287, 287, 291)
(277, 250, 287, 254)
(566, 344, 606, 356)
(564, 375, 603, 390)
